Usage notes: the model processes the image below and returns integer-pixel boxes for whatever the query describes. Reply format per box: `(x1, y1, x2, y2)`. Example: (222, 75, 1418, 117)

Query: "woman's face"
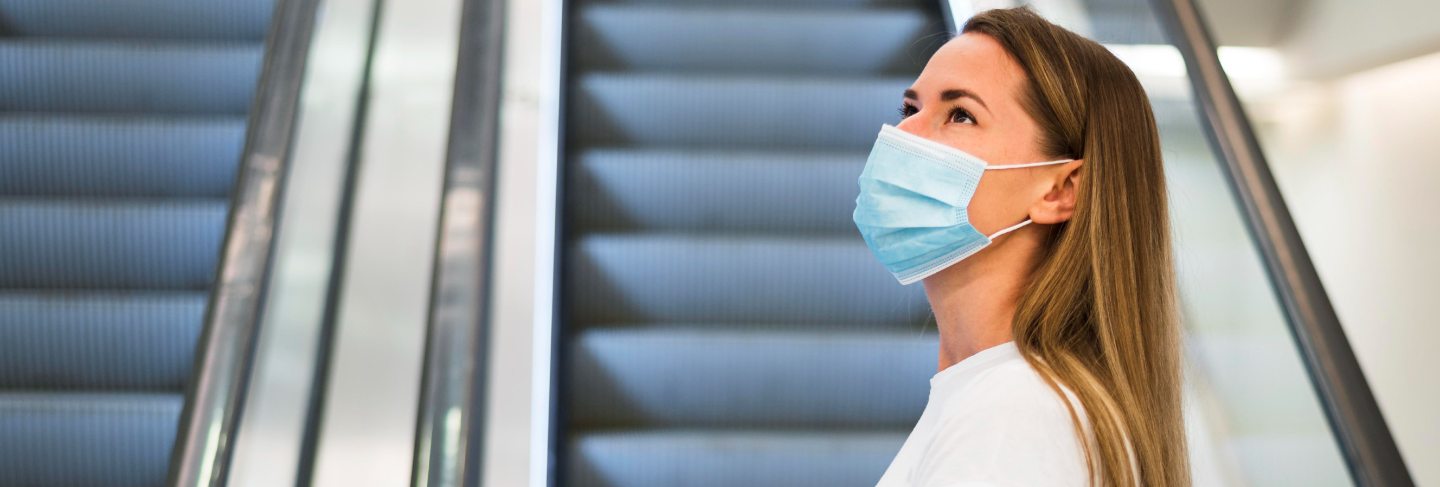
(896, 33, 1057, 237)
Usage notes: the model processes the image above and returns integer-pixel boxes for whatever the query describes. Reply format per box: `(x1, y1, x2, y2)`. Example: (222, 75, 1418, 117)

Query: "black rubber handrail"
(1150, 0, 1413, 484)
(409, 0, 507, 482)
(167, 0, 322, 485)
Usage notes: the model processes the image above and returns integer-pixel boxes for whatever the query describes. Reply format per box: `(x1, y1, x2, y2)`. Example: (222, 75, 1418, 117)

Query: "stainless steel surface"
(167, 0, 322, 485)
(530, 0, 566, 485)
(1151, 0, 1414, 484)
(473, 0, 546, 483)
(225, 0, 378, 484)
(292, 0, 383, 482)
(305, 0, 464, 483)
(410, 0, 505, 482)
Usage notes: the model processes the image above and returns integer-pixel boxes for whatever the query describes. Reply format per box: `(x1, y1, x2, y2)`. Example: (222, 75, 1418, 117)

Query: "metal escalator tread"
(561, 0, 944, 484)
(0, 198, 229, 289)
(583, 0, 927, 6)
(0, 115, 246, 198)
(571, 148, 868, 233)
(568, 233, 928, 326)
(0, 41, 262, 115)
(0, 392, 181, 487)
(0, 291, 207, 390)
(569, 327, 936, 428)
(0, 0, 273, 483)
(571, 73, 913, 150)
(575, 5, 936, 75)
(568, 429, 908, 487)
(0, 0, 274, 41)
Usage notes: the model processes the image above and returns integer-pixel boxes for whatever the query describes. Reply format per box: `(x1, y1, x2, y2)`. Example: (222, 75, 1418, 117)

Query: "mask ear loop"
(986, 218, 1033, 240)
(980, 158, 1077, 240)
(986, 158, 1075, 170)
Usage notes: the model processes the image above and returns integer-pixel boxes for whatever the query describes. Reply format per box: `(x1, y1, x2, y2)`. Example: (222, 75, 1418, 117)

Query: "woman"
(853, 7, 1189, 487)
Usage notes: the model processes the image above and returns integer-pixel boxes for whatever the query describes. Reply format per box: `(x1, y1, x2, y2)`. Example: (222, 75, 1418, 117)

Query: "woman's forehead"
(910, 33, 1027, 103)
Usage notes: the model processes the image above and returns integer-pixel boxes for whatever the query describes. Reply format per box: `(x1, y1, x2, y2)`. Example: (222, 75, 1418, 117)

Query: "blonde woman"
(854, 7, 1188, 487)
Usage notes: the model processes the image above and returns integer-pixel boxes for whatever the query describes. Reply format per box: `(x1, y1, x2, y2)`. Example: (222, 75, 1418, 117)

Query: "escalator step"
(0, 41, 261, 115)
(571, 73, 908, 150)
(569, 327, 934, 428)
(0, 199, 227, 289)
(575, 5, 936, 75)
(0, 0, 273, 41)
(567, 429, 906, 487)
(567, 233, 929, 326)
(570, 148, 865, 233)
(579, 0, 924, 6)
(0, 292, 206, 390)
(0, 392, 180, 487)
(0, 115, 245, 198)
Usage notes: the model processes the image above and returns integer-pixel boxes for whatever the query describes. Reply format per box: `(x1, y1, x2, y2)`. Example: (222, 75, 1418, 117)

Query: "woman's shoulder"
(915, 355, 1092, 486)
(927, 354, 1094, 455)
(942, 354, 1087, 424)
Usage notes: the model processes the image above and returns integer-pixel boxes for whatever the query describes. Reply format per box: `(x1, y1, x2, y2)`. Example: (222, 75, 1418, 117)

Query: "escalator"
(0, 0, 1412, 484)
(548, 0, 1413, 486)
(556, 0, 945, 485)
(0, 0, 273, 485)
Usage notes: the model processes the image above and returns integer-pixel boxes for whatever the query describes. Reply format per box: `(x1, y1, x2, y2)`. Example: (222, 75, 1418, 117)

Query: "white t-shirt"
(876, 341, 1092, 487)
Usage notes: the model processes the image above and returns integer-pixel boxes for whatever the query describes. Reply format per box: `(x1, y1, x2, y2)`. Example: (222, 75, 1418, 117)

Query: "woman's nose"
(895, 112, 934, 140)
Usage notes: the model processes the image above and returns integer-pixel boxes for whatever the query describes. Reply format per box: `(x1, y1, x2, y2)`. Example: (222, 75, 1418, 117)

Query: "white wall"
(1254, 50, 1440, 484)
(1280, 0, 1440, 78)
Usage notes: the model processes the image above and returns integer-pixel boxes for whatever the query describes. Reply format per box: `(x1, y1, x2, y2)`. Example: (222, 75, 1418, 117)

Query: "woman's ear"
(1030, 159, 1084, 224)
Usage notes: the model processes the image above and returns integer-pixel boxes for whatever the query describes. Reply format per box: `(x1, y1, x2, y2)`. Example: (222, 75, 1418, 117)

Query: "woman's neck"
(921, 227, 1045, 371)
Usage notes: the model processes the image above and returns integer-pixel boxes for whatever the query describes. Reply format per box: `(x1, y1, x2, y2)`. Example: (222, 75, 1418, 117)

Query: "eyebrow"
(903, 88, 990, 111)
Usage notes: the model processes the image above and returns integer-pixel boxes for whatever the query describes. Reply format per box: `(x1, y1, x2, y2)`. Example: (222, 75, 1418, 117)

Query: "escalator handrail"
(1150, 1, 1413, 484)
(167, 0, 323, 484)
(409, 0, 507, 483)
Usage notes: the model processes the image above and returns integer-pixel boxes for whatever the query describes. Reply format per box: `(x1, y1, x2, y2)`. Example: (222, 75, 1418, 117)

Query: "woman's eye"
(949, 108, 975, 125)
(897, 104, 918, 119)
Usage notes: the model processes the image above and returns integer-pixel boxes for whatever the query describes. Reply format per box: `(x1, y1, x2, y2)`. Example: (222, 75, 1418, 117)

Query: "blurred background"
(0, 0, 1434, 486)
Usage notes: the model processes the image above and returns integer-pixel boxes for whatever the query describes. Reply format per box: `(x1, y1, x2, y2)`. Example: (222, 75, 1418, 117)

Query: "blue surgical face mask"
(853, 124, 1074, 285)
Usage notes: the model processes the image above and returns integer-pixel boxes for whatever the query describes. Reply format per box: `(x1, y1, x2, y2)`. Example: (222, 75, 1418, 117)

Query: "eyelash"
(897, 104, 976, 125)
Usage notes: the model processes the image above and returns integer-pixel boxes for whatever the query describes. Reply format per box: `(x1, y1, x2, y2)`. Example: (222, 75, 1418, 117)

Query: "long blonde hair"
(963, 8, 1189, 486)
